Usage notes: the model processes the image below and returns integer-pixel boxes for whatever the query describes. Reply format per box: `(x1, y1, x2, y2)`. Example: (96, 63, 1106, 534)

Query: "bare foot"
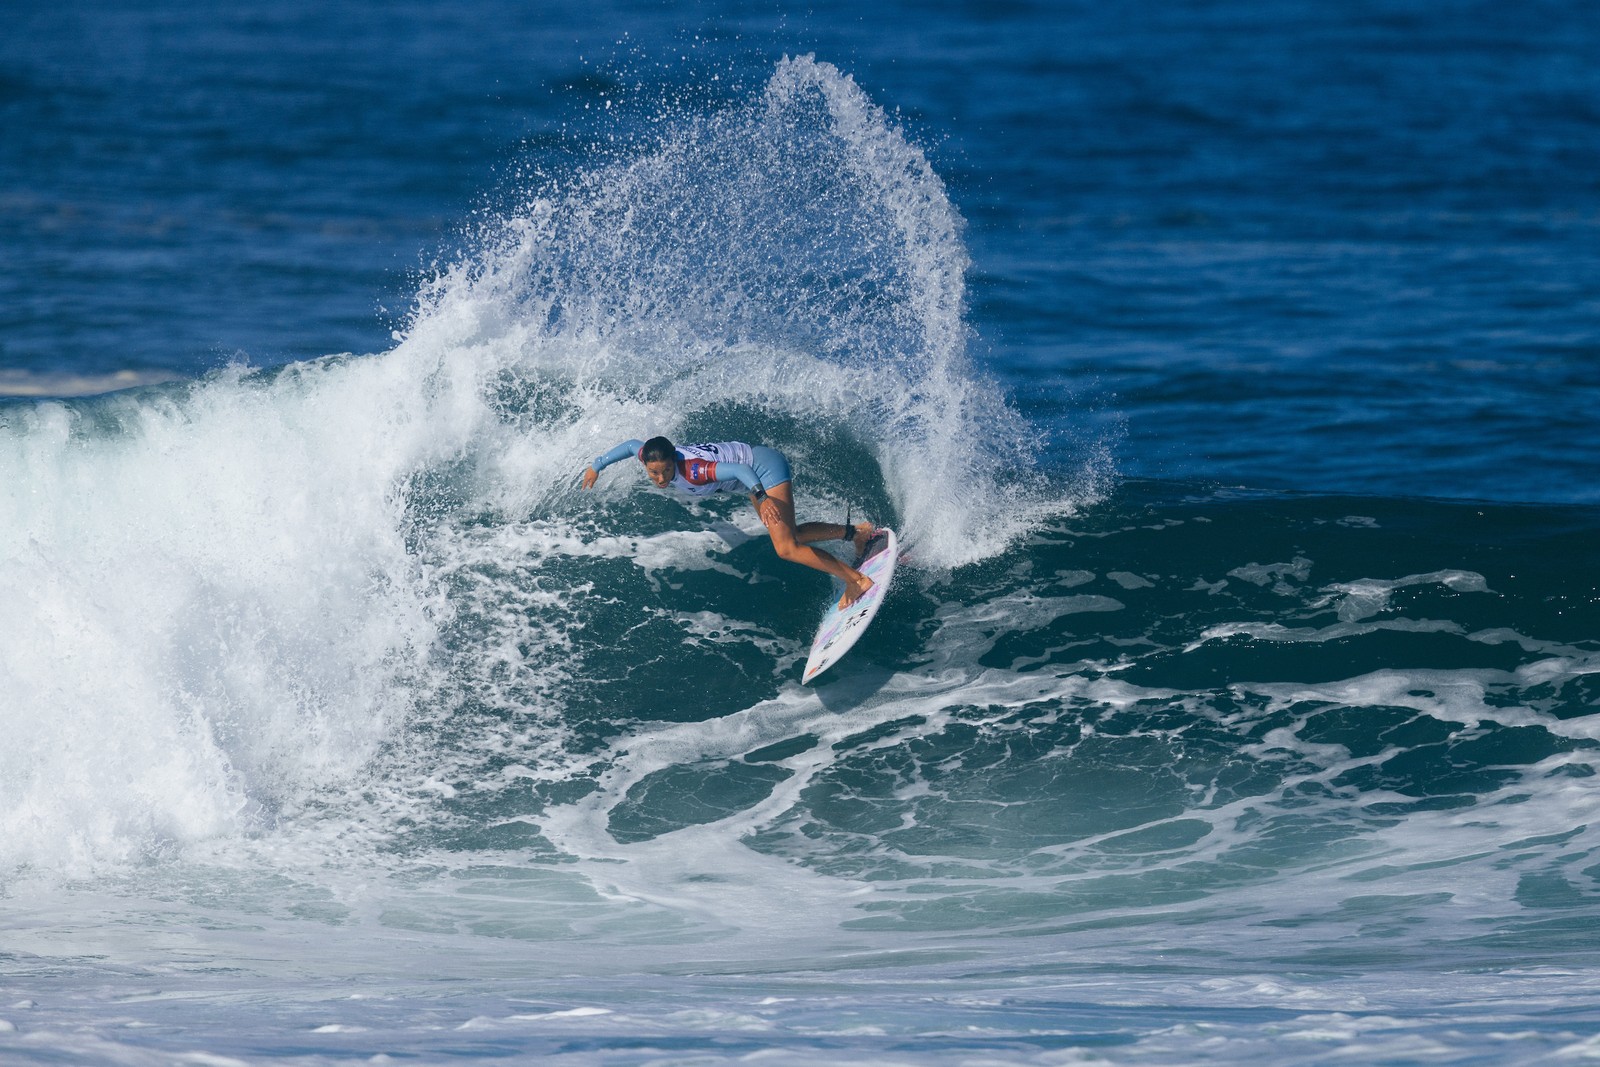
(838, 573, 874, 610)
(850, 521, 877, 562)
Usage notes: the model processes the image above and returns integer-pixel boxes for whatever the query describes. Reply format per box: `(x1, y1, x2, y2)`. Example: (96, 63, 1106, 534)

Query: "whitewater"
(4, 47, 1600, 1067)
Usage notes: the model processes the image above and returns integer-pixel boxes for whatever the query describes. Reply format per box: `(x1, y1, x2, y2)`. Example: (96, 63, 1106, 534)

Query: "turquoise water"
(3, 2, 1600, 1063)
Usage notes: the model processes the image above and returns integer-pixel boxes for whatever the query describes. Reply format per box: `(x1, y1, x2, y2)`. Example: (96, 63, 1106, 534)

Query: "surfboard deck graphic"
(802, 528, 898, 684)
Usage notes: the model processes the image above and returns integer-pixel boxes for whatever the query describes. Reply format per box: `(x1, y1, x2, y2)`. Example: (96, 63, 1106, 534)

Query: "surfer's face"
(644, 459, 675, 488)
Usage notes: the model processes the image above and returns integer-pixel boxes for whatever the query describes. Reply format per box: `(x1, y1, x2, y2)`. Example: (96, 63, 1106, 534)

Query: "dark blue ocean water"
(3, 1, 1600, 1064)
(10, 0, 1598, 500)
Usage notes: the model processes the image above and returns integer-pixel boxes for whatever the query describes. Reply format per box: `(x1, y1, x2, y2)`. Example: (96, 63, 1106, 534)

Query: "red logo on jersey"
(681, 459, 717, 485)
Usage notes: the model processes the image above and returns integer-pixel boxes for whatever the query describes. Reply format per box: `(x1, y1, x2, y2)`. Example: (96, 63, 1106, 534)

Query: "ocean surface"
(3, 1, 1599, 1063)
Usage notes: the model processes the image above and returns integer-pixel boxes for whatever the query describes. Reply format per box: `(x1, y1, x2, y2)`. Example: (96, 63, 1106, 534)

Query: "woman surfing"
(581, 437, 877, 608)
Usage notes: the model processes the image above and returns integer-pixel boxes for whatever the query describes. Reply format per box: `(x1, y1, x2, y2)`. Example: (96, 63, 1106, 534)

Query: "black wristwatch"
(754, 485, 767, 501)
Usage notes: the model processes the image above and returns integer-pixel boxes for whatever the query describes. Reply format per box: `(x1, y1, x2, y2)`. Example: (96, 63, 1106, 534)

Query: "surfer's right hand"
(580, 467, 599, 490)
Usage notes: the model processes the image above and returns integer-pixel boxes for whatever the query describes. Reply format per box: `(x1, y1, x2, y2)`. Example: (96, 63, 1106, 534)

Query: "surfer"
(581, 437, 877, 608)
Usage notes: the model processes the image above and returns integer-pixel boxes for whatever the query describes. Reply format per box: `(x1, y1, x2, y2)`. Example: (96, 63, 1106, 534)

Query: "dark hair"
(640, 436, 676, 464)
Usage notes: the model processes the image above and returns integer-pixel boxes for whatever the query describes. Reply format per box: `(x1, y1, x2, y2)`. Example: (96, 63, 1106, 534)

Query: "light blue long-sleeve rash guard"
(592, 440, 768, 497)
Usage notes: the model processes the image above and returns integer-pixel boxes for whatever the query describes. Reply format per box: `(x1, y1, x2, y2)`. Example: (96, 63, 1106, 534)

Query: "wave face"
(0, 57, 1090, 879)
(3, 54, 1600, 1067)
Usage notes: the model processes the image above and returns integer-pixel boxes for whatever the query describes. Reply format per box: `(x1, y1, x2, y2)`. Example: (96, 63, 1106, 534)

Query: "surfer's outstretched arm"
(581, 439, 645, 489)
(593, 440, 645, 472)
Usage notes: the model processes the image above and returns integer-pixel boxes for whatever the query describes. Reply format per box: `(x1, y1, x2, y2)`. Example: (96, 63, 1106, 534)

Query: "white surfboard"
(802, 528, 898, 684)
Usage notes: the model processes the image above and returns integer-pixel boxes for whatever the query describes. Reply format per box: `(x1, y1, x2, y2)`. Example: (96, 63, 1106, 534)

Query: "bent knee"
(770, 537, 805, 562)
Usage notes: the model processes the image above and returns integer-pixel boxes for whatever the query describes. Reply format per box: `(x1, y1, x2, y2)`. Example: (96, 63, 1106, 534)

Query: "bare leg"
(757, 485, 874, 608)
(795, 520, 876, 559)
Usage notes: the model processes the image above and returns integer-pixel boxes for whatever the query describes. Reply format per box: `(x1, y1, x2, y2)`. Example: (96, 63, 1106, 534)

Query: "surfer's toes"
(838, 575, 874, 610)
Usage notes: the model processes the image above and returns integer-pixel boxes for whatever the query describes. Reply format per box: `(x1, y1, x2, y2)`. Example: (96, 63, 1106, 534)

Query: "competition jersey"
(668, 441, 756, 497)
